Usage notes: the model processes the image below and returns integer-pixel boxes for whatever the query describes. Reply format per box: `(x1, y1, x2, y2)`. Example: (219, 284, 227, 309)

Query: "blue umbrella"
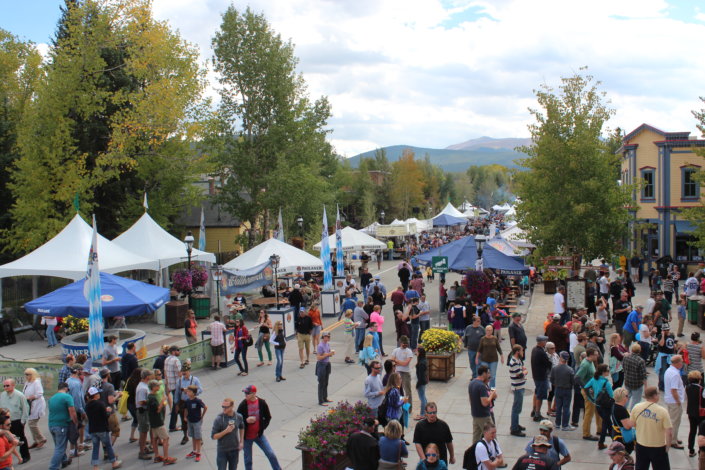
(481, 245, 530, 275)
(413, 236, 478, 272)
(24, 272, 170, 318)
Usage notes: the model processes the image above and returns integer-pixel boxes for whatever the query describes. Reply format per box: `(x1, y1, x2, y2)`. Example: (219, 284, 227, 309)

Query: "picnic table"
(251, 297, 289, 307)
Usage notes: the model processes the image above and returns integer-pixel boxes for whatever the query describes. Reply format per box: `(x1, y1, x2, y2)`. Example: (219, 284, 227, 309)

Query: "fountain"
(61, 328, 148, 359)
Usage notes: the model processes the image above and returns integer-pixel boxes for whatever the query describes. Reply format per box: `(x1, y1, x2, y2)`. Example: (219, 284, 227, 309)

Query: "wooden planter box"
(543, 279, 557, 295)
(427, 352, 456, 381)
(298, 447, 351, 470)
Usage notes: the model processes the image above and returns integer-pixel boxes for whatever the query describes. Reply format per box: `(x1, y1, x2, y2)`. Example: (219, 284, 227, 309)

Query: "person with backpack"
(463, 421, 503, 470)
(523, 420, 571, 469)
(584, 363, 614, 450)
(512, 435, 558, 470)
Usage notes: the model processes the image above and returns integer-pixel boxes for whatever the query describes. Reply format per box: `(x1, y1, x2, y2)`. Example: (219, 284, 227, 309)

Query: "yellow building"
(620, 124, 705, 266)
(179, 202, 247, 258)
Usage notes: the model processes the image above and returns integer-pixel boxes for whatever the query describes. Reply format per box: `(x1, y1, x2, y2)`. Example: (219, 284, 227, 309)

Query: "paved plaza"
(16, 260, 700, 469)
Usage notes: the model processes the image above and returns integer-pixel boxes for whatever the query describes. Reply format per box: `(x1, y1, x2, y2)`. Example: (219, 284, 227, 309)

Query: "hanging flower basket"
(172, 265, 209, 295)
(464, 270, 491, 304)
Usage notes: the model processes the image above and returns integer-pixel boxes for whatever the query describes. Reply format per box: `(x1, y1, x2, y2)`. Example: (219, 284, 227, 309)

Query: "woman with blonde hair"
(609, 333, 628, 388)
(255, 310, 273, 367)
(378, 419, 407, 469)
(272, 320, 286, 382)
(23, 368, 47, 448)
(343, 309, 358, 364)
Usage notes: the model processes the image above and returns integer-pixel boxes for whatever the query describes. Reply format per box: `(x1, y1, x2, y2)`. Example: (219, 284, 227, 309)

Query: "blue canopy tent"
(412, 236, 478, 272)
(481, 245, 530, 275)
(432, 213, 466, 227)
(24, 272, 170, 317)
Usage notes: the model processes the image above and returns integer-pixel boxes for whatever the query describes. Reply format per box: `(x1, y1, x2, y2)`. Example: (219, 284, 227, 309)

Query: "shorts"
(534, 379, 549, 400)
(311, 325, 322, 337)
(187, 421, 202, 440)
(151, 425, 169, 441)
(137, 408, 150, 433)
(297, 334, 311, 349)
(211, 343, 225, 356)
(108, 413, 120, 436)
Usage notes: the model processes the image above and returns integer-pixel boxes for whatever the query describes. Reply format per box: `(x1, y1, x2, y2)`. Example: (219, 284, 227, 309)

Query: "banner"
(321, 206, 333, 289)
(84, 215, 104, 364)
(221, 260, 274, 294)
(335, 205, 344, 274)
(198, 207, 206, 251)
(275, 208, 285, 242)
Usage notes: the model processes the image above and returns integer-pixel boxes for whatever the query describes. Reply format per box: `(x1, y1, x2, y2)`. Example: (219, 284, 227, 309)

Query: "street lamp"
(380, 210, 385, 224)
(184, 231, 194, 301)
(269, 254, 281, 310)
(212, 266, 222, 316)
(296, 215, 304, 237)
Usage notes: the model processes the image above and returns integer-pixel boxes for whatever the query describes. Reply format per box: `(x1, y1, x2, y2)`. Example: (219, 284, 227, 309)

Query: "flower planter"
(298, 447, 351, 470)
(427, 352, 456, 381)
(543, 279, 557, 295)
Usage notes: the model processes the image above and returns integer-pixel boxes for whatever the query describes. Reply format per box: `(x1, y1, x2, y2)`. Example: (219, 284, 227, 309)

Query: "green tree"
(210, 6, 336, 245)
(513, 69, 631, 261)
(389, 149, 425, 219)
(7, 0, 204, 253)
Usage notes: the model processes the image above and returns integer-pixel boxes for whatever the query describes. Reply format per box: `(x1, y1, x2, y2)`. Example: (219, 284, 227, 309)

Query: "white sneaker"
(561, 425, 577, 431)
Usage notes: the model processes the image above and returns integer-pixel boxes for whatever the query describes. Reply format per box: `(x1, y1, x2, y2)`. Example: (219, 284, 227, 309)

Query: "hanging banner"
(221, 260, 274, 294)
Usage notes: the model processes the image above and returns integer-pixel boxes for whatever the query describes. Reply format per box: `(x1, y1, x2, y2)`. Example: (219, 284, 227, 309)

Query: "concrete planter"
(543, 280, 557, 294)
(61, 328, 147, 360)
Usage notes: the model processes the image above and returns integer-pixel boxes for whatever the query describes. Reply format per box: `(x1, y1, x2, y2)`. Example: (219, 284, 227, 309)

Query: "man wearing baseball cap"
(524, 420, 571, 469)
(531, 336, 552, 422)
(236, 386, 281, 470)
(85, 387, 121, 469)
(514, 435, 558, 470)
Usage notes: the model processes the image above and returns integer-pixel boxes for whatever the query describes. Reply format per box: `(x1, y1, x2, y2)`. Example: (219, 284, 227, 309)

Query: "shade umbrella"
(412, 236, 478, 272)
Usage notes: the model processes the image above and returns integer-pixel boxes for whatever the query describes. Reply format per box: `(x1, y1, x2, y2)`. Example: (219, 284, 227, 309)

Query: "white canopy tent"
(402, 218, 433, 232)
(113, 212, 216, 269)
(223, 238, 322, 275)
(390, 219, 405, 225)
(504, 206, 517, 219)
(437, 202, 466, 218)
(313, 226, 386, 252)
(360, 221, 381, 235)
(0, 214, 159, 280)
(500, 224, 535, 249)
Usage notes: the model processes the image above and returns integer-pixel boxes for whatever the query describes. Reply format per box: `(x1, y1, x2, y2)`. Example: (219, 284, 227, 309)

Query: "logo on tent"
(101, 294, 114, 302)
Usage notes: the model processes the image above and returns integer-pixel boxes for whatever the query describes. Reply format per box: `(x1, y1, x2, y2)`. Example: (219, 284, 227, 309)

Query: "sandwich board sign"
(432, 256, 449, 274)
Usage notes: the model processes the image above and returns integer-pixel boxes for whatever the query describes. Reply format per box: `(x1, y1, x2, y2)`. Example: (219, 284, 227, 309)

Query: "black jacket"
(236, 397, 271, 438)
(346, 431, 379, 470)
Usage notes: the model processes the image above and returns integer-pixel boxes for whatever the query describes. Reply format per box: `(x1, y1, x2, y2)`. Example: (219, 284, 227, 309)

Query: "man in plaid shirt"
(209, 316, 227, 370)
(164, 346, 182, 431)
(622, 342, 647, 411)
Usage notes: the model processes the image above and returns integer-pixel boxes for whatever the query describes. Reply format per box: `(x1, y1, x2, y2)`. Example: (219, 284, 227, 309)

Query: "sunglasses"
(425, 453, 438, 458)
(221, 405, 232, 409)
(426, 411, 437, 415)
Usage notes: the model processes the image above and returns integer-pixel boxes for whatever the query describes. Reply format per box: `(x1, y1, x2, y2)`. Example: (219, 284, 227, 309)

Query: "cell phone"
(228, 419, 235, 426)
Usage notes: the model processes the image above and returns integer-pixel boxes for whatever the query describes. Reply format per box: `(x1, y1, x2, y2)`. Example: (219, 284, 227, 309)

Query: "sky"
(3, 0, 705, 157)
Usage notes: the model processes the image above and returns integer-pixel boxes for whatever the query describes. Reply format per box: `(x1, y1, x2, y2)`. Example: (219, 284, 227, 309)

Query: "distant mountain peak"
(446, 136, 531, 151)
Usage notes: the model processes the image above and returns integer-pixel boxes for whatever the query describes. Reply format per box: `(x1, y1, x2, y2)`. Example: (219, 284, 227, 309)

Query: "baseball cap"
(538, 419, 554, 431)
(242, 385, 257, 394)
(99, 369, 111, 378)
(606, 441, 626, 456)
(71, 364, 84, 373)
(87, 387, 101, 396)
(532, 435, 552, 447)
(374, 275, 380, 279)
(169, 345, 180, 352)
(552, 313, 561, 320)
(294, 284, 300, 289)
(511, 312, 521, 318)
(536, 335, 548, 343)
(559, 351, 571, 361)
(322, 331, 331, 337)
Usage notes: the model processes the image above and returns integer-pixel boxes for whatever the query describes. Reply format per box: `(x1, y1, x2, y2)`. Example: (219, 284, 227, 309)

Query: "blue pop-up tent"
(432, 213, 467, 227)
(24, 272, 170, 317)
(412, 236, 478, 272)
(482, 245, 530, 275)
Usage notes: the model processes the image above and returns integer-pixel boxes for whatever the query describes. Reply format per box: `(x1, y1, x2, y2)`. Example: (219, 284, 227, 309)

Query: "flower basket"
(464, 270, 491, 304)
(420, 328, 461, 354)
(63, 315, 89, 336)
(172, 265, 209, 295)
(297, 401, 375, 470)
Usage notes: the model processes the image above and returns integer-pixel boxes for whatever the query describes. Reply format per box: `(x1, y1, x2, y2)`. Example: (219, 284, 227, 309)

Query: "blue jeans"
(626, 385, 643, 411)
(418, 385, 427, 416)
(275, 349, 284, 379)
(217, 449, 239, 470)
(480, 361, 498, 389)
(235, 346, 249, 373)
(354, 329, 366, 353)
(46, 325, 58, 346)
(49, 426, 69, 470)
(410, 323, 420, 350)
(554, 387, 572, 428)
(468, 350, 478, 378)
(244, 435, 281, 470)
(91, 431, 116, 466)
(511, 389, 524, 431)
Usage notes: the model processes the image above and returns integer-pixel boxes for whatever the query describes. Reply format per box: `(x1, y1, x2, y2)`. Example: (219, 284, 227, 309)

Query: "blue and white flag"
(335, 205, 344, 275)
(321, 206, 333, 290)
(143, 192, 148, 211)
(84, 215, 104, 364)
(275, 208, 285, 242)
(198, 207, 206, 251)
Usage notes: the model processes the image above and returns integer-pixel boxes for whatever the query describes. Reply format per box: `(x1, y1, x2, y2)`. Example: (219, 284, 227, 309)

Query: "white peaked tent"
(404, 218, 433, 232)
(113, 212, 216, 269)
(390, 219, 405, 225)
(504, 206, 517, 219)
(0, 214, 159, 280)
(313, 226, 386, 252)
(223, 238, 322, 275)
(438, 202, 466, 218)
(500, 224, 535, 249)
(459, 200, 474, 212)
(360, 221, 381, 235)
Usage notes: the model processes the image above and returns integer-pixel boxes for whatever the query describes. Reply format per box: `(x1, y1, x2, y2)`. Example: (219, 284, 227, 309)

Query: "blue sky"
(3, 0, 705, 157)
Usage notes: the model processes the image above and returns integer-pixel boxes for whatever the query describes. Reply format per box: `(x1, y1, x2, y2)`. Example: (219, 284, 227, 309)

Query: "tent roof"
(0, 214, 159, 280)
(24, 272, 170, 318)
(113, 212, 216, 269)
(313, 226, 386, 252)
(360, 221, 380, 234)
(486, 237, 528, 257)
(413, 236, 478, 271)
(432, 213, 466, 227)
(482, 245, 529, 275)
(438, 202, 466, 218)
(223, 238, 322, 275)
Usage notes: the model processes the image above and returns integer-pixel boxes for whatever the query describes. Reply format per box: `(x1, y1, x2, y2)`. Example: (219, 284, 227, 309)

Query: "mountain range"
(347, 136, 532, 172)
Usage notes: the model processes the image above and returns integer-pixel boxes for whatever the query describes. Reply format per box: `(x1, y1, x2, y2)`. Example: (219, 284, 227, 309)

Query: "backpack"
(377, 390, 389, 426)
(462, 439, 500, 470)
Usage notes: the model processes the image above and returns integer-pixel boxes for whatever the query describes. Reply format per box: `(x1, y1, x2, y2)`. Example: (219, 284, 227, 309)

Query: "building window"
(675, 234, 701, 261)
(682, 167, 699, 199)
(641, 169, 655, 200)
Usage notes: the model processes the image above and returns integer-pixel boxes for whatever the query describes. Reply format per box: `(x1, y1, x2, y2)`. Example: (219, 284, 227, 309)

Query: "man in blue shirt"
(366, 275, 387, 299)
(623, 305, 643, 348)
(525, 420, 572, 469)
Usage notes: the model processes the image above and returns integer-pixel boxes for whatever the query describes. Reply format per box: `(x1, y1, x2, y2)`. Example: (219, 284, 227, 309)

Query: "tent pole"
(32, 276, 38, 299)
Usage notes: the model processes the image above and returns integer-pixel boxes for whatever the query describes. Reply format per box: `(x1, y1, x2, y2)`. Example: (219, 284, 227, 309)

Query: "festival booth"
(481, 245, 530, 275)
(313, 226, 387, 253)
(432, 213, 466, 227)
(223, 238, 323, 332)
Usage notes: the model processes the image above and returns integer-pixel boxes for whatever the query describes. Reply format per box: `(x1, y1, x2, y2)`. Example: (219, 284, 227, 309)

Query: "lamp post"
(184, 231, 194, 302)
(212, 266, 222, 316)
(380, 210, 385, 224)
(296, 215, 304, 237)
(269, 254, 281, 310)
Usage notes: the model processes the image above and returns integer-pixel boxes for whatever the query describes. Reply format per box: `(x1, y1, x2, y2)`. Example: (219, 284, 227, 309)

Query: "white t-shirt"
(663, 365, 686, 404)
(553, 292, 565, 314)
(475, 438, 502, 470)
(645, 298, 656, 315)
(391, 347, 414, 373)
(685, 277, 699, 297)
(569, 332, 578, 352)
(598, 276, 610, 294)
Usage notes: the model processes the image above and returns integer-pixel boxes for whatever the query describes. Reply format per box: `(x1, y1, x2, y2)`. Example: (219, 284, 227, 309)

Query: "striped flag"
(198, 207, 206, 251)
(84, 215, 104, 366)
(275, 208, 285, 242)
(143, 192, 148, 211)
(320, 206, 333, 290)
(335, 205, 344, 275)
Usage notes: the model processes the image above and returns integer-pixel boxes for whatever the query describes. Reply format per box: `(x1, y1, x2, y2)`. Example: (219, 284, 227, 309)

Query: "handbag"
(612, 407, 635, 443)
(244, 335, 253, 347)
(117, 384, 129, 415)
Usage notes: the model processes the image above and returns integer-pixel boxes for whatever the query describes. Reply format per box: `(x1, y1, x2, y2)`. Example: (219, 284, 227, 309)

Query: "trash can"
(688, 299, 699, 324)
(165, 301, 188, 329)
(190, 295, 211, 319)
(698, 300, 705, 330)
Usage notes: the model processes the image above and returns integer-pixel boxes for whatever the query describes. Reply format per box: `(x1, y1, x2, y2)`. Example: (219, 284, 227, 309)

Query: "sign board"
(565, 278, 587, 310)
(432, 256, 449, 274)
(376, 223, 417, 237)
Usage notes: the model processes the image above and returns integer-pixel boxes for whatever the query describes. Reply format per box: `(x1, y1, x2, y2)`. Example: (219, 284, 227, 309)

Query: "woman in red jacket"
(231, 319, 251, 376)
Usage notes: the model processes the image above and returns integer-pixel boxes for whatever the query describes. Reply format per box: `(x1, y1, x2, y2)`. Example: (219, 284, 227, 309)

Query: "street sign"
(432, 256, 449, 273)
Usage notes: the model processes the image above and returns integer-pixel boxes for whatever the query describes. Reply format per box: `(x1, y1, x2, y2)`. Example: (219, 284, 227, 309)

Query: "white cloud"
(151, 0, 705, 156)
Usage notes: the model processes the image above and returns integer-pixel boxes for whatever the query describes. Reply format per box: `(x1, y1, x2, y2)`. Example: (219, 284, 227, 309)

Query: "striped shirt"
(344, 318, 355, 334)
(508, 356, 526, 391)
(209, 321, 226, 346)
